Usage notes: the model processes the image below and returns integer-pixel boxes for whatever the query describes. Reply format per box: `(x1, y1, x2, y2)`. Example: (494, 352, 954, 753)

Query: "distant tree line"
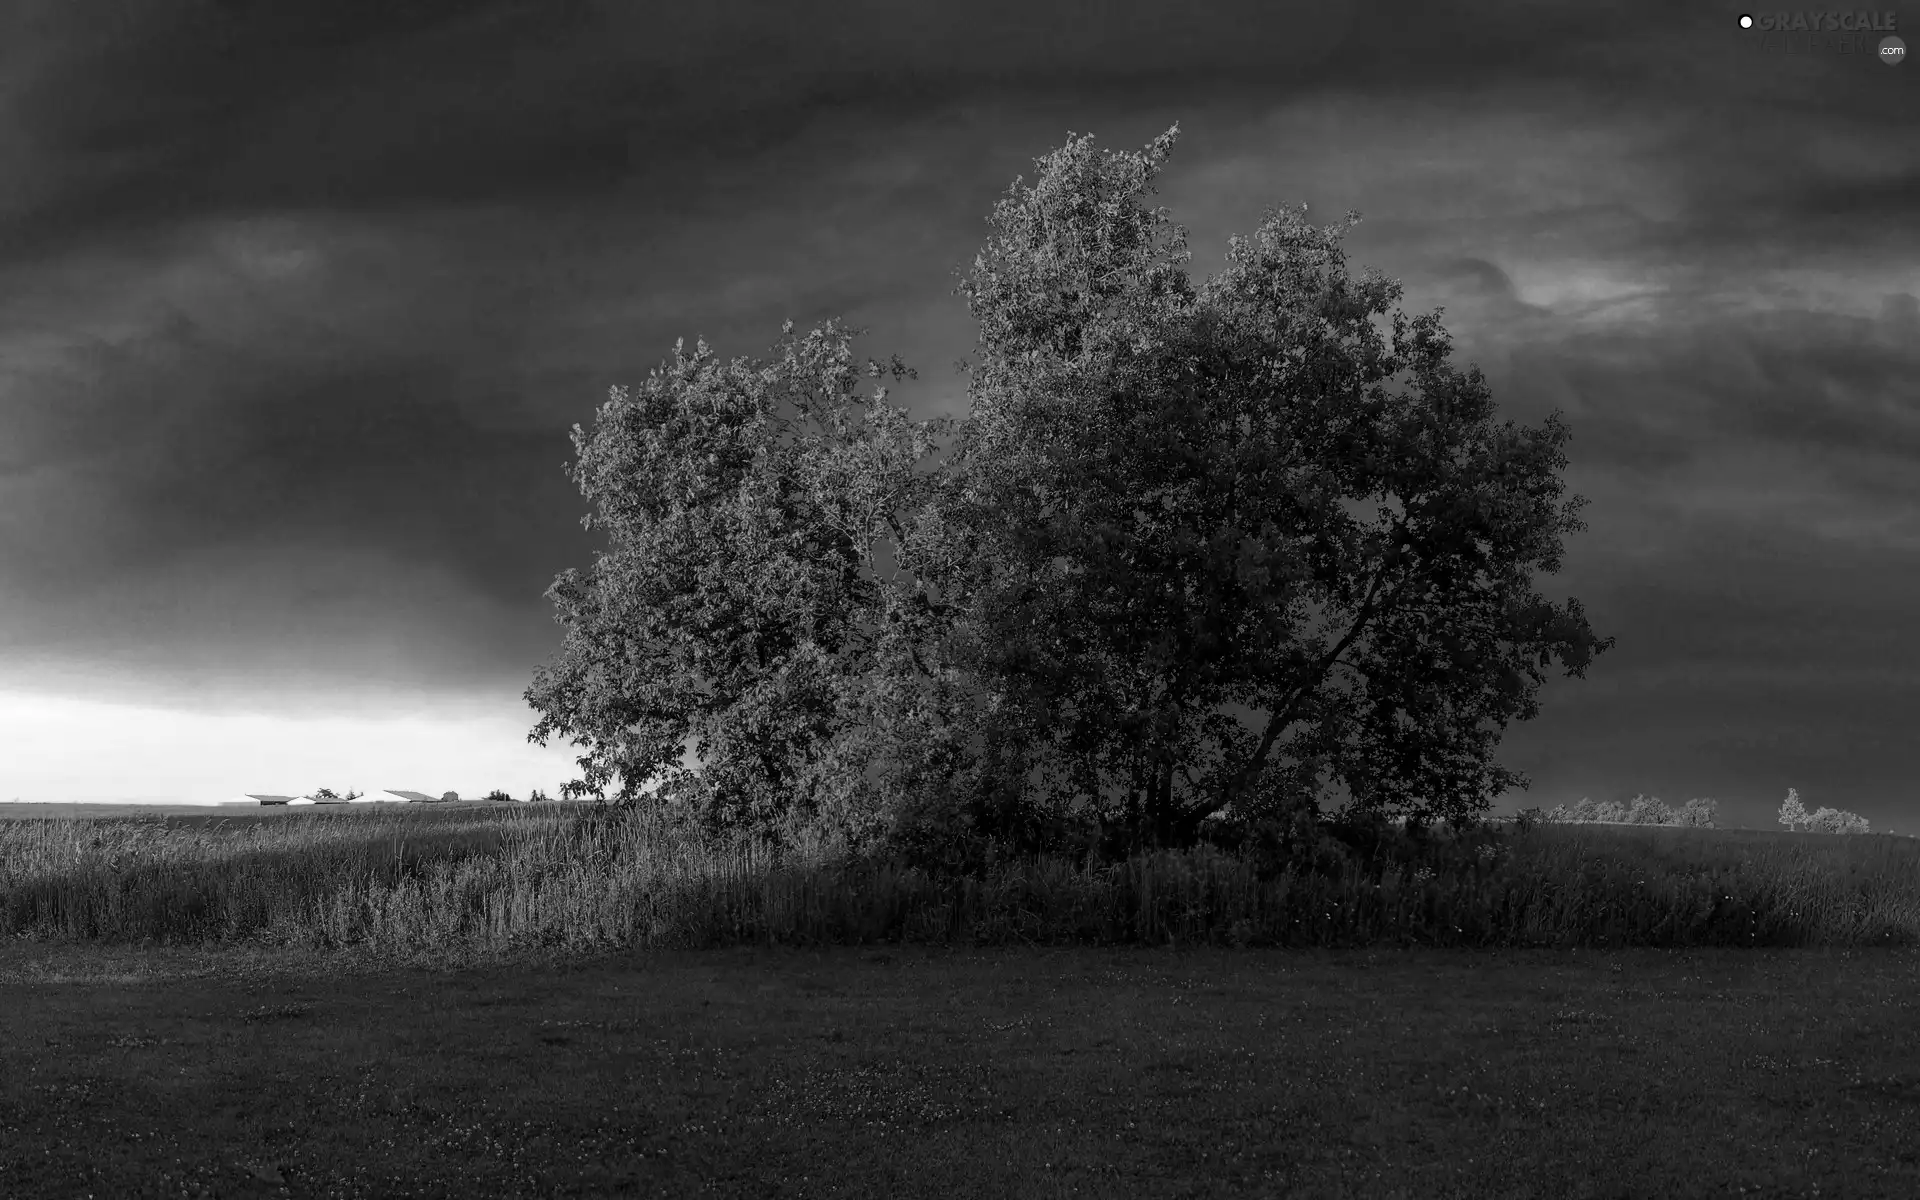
(1511, 789, 1874, 834)
(1530, 795, 1720, 828)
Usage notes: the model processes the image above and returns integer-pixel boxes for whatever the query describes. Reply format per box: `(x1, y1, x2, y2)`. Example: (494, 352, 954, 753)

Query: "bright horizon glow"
(0, 689, 700, 805)
(0, 685, 1826, 818)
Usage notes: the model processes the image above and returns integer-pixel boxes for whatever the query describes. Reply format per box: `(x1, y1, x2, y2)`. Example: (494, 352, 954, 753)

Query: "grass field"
(4, 803, 1918, 1196)
(4, 941, 1916, 1198)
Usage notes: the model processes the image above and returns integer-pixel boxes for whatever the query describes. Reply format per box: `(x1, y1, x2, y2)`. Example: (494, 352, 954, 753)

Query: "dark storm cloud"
(1, 0, 1915, 820)
(0, 0, 1364, 260)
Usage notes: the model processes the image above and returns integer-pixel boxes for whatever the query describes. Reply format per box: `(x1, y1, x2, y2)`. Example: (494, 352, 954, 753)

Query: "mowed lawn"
(3, 942, 1917, 1199)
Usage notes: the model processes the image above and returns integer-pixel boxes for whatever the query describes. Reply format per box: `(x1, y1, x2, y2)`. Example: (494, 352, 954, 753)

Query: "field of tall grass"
(5, 799, 1917, 961)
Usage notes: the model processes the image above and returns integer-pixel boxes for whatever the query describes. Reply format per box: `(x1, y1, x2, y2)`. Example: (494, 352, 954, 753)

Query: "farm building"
(248, 789, 444, 804)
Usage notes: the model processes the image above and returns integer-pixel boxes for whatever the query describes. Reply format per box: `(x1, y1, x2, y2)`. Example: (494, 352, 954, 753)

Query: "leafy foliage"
(1779, 788, 1810, 831)
(523, 318, 959, 852)
(526, 124, 1616, 864)
(912, 124, 1615, 849)
(1672, 797, 1719, 828)
(1775, 787, 1870, 834)
(1804, 804, 1871, 835)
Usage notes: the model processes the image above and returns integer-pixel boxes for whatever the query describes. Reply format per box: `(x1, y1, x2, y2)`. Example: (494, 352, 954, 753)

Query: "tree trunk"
(1150, 756, 1176, 848)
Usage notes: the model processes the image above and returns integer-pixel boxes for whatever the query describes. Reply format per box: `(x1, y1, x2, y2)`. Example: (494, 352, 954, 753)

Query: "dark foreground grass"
(2, 941, 1916, 1199)
(5, 806, 1917, 1196)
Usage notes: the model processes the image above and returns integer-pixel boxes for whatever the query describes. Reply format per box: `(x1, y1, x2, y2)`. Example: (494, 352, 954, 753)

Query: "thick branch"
(1179, 555, 1405, 826)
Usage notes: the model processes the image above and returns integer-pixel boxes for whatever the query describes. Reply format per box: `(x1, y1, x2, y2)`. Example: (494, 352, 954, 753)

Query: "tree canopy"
(526, 123, 1616, 858)
(523, 319, 956, 845)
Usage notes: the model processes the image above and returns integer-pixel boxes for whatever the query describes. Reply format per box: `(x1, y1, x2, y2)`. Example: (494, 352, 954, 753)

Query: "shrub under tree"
(1805, 807, 1870, 834)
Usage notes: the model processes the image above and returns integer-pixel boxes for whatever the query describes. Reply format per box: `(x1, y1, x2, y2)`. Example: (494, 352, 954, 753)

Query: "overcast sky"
(0, 0, 1913, 827)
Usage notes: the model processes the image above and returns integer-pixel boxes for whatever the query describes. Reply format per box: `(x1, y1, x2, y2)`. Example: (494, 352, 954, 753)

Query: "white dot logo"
(1882, 35, 1907, 64)
(1738, 13, 1754, 28)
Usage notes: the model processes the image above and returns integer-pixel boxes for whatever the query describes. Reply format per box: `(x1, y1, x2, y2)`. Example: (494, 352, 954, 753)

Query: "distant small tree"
(1778, 788, 1810, 831)
(483, 789, 515, 803)
(310, 787, 362, 802)
(528, 787, 553, 803)
(440, 791, 460, 803)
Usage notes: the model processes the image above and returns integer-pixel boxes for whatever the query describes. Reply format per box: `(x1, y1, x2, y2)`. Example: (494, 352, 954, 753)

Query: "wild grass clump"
(0, 807, 570, 946)
(2, 800, 1916, 962)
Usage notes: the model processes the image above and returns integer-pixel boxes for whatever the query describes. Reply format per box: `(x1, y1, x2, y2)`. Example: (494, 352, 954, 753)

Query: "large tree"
(525, 123, 1616, 862)
(522, 319, 957, 848)
(912, 124, 1616, 849)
